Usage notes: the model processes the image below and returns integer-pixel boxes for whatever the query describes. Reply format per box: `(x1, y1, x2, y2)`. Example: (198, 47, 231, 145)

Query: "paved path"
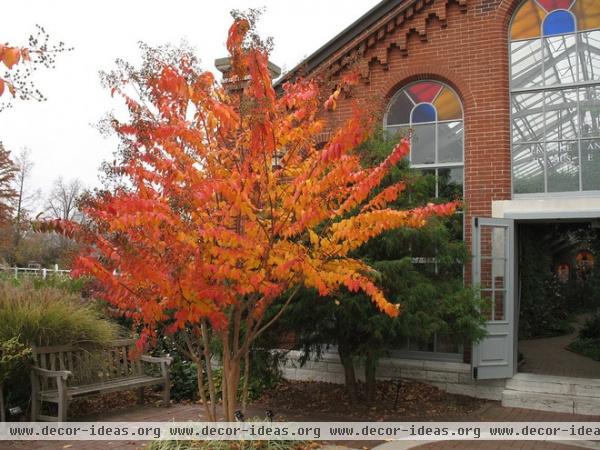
(2, 400, 599, 450)
(519, 316, 600, 379)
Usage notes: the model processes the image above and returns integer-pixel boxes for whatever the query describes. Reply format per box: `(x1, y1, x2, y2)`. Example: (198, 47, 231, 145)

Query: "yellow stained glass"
(572, 0, 600, 31)
(511, 0, 546, 40)
(434, 88, 462, 121)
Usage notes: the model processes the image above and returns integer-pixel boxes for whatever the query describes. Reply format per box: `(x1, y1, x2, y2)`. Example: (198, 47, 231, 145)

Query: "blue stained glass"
(543, 10, 576, 36)
(411, 103, 437, 123)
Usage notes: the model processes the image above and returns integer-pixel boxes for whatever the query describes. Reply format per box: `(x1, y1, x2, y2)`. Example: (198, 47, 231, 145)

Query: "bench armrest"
(32, 367, 72, 381)
(140, 355, 172, 365)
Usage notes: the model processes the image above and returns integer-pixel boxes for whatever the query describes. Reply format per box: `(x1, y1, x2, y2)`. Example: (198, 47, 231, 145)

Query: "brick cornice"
(309, 0, 469, 83)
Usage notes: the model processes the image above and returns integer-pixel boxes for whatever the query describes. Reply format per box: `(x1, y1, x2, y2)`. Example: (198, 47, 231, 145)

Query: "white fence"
(0, 265, 71, 279)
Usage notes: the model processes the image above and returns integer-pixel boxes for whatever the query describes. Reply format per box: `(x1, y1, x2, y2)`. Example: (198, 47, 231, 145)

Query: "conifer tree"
(274, 130, 486, 402)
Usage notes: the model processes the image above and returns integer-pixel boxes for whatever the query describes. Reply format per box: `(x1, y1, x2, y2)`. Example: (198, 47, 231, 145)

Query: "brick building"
(261, 0, 600, 413)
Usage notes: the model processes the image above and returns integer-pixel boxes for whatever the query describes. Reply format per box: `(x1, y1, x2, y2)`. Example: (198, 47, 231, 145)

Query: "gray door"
(471, 217, 516, 380)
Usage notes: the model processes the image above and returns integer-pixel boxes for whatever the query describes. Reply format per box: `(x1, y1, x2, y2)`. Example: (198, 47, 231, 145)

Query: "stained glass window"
(510, 0, 600, 194)
(385, 80, 463, 170)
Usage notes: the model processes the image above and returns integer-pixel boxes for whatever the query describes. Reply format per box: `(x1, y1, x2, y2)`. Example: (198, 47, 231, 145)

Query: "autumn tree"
(44, 16, 458, 420)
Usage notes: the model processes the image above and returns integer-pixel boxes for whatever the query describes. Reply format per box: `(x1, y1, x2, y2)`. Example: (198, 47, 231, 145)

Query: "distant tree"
(45, 177, 84, 221)
(0, 143, 16, 223)
(0, 25, 70, 110)
(4, 149, 40, 265)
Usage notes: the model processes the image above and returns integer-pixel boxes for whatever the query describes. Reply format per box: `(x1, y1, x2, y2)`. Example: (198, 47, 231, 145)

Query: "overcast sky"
(0, 0, 379, 208)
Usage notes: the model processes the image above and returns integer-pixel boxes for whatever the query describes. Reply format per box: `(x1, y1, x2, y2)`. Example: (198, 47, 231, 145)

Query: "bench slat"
(38, 375, 166, 401)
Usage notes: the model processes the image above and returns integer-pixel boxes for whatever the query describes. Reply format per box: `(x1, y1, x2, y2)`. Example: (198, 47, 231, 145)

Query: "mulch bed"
(64, 379, 485, 422)
(252, 379, 486, 421)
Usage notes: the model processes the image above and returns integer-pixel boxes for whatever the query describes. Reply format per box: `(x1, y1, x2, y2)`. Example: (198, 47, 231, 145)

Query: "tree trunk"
(365, 349, 377, 404)
(241, 348, 250, 414)
(221, 350, 241, 421)
(337, 345, 357, 403)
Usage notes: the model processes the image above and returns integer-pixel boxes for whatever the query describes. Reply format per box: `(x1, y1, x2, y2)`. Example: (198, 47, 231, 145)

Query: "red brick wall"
(311, 0, 524, 252)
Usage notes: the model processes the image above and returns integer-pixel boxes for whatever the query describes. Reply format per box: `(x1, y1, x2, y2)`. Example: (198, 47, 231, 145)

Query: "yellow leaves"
(324, 88, 341, 111)
(308, 228, 319, 247)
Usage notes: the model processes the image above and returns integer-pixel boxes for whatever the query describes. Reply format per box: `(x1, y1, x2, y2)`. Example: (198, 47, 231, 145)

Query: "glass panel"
(411, 103, 437, 123)
(406, 81, 442, 103)
(571, 0, 600, 32)
(511, 91, 544, 144)
(536, 0, 574, 12)
(387, 91, 413, 126)
(385, 125, 410, 139)
(409, 337, 434, 352)
(513, 142, 545, 193)
(411, 123, 435, 164)
(546, 140, 580, 192)
(494, 291, 506, 321)
(420, 169, 437, 198)
(438, 167, 464, 200)
(511, 39, 544, 89)
(434, 88, 462, 121)
(437, 121, 463, 163)
(578, 30, 600, 82)
(545, 88, 578, 141)
(492, 226, 507, 259)
(580, 85, 600, 138)
(542, 10, 576, 37)
(581, 139, 600, 190)
(481, 290, 493, 321)
(544, 34, 577, 86)
(510, 0, 544, 40)
(435, 333, 460, 354)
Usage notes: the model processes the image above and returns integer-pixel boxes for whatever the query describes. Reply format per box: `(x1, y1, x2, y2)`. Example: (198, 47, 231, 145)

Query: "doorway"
(517, 220, 600, 379)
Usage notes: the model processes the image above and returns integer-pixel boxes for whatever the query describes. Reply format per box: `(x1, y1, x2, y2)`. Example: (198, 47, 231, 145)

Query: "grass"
(0, 279, 122, 346)
(567, 338, 600, 361)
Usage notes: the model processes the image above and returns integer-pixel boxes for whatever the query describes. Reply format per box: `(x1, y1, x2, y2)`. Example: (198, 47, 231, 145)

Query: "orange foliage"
(42, 20, 458, 347)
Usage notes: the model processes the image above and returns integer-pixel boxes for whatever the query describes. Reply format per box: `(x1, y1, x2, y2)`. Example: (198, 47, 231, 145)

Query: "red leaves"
(226, 19, 250, 56)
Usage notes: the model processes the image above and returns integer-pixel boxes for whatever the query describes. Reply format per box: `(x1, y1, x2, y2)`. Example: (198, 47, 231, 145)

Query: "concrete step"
(505, 373, 600, 398)
(502, 373, 600, 415)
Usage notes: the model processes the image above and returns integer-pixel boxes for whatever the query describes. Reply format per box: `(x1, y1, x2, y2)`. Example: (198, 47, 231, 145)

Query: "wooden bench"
(30, 339, 172, 421)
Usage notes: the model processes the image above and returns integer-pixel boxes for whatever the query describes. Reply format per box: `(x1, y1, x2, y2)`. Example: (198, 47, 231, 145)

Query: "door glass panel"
(481, 290, 493, 321)
(546, 140, 580, 192)
(494, 291, 506, 321)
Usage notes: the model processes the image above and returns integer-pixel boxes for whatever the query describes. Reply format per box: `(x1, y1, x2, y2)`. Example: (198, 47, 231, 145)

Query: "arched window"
(384, 80, 464, 199)
(510, 0, 600, 194)
(384, 81, 464, 358)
